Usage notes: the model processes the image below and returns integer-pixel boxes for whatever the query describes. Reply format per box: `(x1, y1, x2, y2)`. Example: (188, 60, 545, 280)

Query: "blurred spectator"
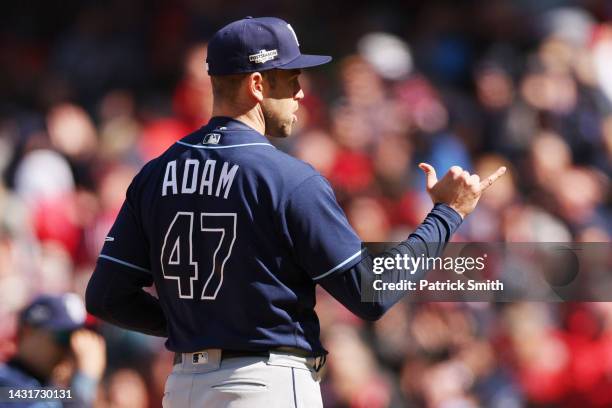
(324, 325, 394, 408)
(103, 368, 149, 408)
(0, 294, 105, 407)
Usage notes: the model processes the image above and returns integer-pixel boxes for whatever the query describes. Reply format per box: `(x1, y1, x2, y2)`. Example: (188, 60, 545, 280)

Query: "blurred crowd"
(0, 0, 611, 407)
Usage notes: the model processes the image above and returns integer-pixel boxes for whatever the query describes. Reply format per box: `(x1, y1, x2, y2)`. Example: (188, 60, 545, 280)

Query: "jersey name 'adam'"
(161, 159, 239, 199)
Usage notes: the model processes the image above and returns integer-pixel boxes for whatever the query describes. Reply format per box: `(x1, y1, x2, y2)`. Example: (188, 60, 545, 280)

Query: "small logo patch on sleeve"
(203, 133, 221, 145)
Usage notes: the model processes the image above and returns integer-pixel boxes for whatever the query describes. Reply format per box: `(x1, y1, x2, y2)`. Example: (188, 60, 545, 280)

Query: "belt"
(173, 349, 327, 372)
(173, 350, 268, 365)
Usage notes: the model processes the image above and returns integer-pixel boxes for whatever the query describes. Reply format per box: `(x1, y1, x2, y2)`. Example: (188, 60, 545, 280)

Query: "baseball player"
(86, 16, 505, 407)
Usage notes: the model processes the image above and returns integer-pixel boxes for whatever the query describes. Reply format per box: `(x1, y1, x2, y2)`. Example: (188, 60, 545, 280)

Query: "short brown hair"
(210, 73, 249, 102)
(210, 70, 279, 103)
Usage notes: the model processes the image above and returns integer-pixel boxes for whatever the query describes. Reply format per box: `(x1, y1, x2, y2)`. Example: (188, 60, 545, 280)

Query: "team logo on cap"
(249, 49, 278, 64)
(28, 305, 50, 323)
(203, 133, 221, 144)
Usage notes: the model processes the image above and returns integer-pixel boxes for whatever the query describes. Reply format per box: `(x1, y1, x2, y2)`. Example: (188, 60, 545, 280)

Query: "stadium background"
(0, 0, 611, 406)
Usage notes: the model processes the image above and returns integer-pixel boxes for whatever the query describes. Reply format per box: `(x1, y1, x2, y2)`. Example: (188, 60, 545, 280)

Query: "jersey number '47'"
(161, 212, 236, 300)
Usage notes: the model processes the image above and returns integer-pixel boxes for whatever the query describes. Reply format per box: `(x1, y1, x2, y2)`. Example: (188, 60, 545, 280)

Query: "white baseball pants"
(162, 349, 324, 408)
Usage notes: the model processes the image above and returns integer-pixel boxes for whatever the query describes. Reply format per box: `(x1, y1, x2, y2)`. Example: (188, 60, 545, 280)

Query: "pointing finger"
(418, 163, 438, 190)
(480, 166, 507, 190)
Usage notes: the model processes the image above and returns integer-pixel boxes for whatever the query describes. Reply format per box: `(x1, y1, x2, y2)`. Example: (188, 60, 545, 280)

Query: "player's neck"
(212, 104, 266, 136)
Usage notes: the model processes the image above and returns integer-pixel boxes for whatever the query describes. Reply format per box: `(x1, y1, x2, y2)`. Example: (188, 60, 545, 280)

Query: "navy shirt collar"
(180, 116, 273, 147)
(207, 116, 259, 132)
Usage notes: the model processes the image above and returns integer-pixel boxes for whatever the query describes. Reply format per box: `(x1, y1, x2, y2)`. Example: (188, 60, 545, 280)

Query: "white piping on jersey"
(99, 254, 151, 274)
(312, 248, 366, 281)
(176, 141, 275, 149)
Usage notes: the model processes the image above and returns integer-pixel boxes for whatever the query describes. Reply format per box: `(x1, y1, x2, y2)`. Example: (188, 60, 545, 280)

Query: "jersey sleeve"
(282, 175, 364, 281)
(98, 181, 151, 278)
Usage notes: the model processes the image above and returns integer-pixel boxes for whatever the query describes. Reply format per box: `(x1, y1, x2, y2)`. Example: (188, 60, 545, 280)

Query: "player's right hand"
(418, 163, 506, 219)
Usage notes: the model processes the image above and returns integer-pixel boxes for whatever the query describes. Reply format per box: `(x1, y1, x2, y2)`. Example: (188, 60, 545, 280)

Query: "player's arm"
(318, 163, 507, 320)
(86, 259, 167, 337)
(284, 164, 505, 321)
(85, 182, 168, 337)
(317, 203, 460, 320)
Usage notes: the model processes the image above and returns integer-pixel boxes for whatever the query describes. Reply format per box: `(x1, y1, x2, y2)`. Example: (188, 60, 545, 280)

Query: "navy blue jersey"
(98, 117, 363, 355)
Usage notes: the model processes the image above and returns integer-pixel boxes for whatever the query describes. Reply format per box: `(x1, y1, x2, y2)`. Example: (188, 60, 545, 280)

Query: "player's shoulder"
(127, 125, 324, 199)
(261, 145, 317, 175)
(250, 145, 323, 191)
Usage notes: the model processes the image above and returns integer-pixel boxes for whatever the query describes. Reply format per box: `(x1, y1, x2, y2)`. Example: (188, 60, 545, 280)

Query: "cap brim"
(278, 54, 332, 70)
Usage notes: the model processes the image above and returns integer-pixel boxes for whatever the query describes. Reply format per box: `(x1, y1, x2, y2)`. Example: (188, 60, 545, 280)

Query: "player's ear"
(248, 72, 264, 102)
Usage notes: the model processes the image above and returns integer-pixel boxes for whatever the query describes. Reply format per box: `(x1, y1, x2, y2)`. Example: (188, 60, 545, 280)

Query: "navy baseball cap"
(19, 293, 86, 332)
(206, 17, 332, 75)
